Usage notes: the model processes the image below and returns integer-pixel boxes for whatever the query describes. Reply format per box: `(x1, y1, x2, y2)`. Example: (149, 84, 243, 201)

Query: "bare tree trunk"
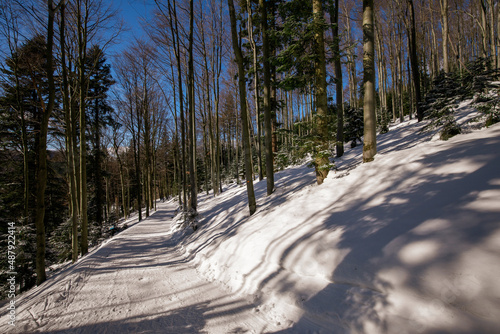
(188, 0, 197, 212)
(344, 2, 357, 109)
(488, 0, 497, 68)
(312, 0, 330, 184)
(198, 14, 217, 196)
(429, 0, 439, 78)
(388, 8, 397, 123)
(397, 22, 404, 123)
(407, 0, 423, 121)
(497, 1, 500, 69)
(132, 81, 143, 221)
(36, 0, 61, 285)
(114, 143, 127, 219)
(375, 19, 388, 124)
(211, 2, 223, 194)
(77, 0, 89, 256)
(247, 0, 264, 181)
(362, 0, 376, 163)
(259, 0, 274, 195)
(201, 99, 210, 195)
(456, 1, 463, 76)
(440, 0, 449, 73)
(60, 2, 79, 262)
(167, 0, 187, 209)
(330, 0, 344, 158)
(143, 71, 150, 218)
(228, 0, 256, 214)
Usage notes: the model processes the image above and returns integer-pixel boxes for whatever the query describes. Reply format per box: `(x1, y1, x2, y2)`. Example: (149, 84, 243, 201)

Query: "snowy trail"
(1, 204, 279, 333)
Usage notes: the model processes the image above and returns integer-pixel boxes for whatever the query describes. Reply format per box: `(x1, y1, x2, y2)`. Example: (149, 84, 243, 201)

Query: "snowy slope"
(179, 100, 500, 333)
(1, 99, 499, 333)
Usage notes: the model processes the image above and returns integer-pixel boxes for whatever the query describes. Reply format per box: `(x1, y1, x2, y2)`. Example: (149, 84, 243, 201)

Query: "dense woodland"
(0, 0, 499, 296)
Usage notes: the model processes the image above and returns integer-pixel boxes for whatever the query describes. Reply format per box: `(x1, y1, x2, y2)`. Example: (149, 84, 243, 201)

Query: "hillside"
(1, 97, 499, 333)
(175, 97, 500, 333)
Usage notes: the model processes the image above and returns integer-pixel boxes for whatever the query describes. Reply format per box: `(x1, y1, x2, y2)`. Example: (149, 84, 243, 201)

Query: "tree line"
(0, 0, 498, 294)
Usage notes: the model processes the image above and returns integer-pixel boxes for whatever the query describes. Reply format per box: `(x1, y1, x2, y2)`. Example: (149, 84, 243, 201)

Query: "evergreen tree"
(86, 46, 115, 235)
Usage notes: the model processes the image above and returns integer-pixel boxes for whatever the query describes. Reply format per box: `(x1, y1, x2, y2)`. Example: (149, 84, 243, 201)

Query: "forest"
(0, 0, 499, 299)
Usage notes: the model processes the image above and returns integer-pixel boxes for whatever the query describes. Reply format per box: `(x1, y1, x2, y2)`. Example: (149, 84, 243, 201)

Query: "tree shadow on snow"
(33, 299, 254, 334)
(267, 127, 500, 333)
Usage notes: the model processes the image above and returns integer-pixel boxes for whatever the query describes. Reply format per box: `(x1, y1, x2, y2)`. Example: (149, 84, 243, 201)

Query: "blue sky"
(112, 0, 153, 53)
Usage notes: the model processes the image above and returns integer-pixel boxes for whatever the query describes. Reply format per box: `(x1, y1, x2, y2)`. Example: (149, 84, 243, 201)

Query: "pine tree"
(86, 46, 114, 235)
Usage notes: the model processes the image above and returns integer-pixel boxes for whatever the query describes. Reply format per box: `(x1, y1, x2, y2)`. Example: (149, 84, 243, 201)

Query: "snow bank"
(180, 105, 500, 333)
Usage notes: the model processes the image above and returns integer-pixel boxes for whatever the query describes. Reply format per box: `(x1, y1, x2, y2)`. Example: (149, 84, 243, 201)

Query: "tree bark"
(440, 0, 449, 73)
(167, 0, 187, 209)
(228, 0, 256, 214)
(247, 0, 264, 181)
(407, 0, 423, 121)
(313, 0, 330, 185)
(60, 2, 79, 262)
(362, 0, 376, 163)
(143, 70, 151, 218)
(259, 0, 274, 195)
(188, 0, 197, 212)
(77, 0, 89, 255)
(36, 0, 62, 285)
(329, 0, 344, 158)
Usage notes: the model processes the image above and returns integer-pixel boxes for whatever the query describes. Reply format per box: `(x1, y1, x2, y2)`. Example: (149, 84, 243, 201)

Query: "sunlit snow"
(1, 100, 499, 333)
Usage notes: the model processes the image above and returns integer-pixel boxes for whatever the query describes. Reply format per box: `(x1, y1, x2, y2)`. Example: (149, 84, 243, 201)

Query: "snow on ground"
(1, 99, 499, 333)
(179, 102, 500, 333)
(0, 204, 281, 333)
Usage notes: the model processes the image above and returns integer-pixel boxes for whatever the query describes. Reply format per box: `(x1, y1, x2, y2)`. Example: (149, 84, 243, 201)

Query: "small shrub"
(440, 116, 461, 140)
(477, 98, 500, 127)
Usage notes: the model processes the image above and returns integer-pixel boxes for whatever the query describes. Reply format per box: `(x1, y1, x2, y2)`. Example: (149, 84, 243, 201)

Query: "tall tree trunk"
(259, 0, 274, 195)
(497, 1, 500, 69)
(329, 0, 343, 157)
(429, 0, 439, 78)
(169, 0, 187, 209)
(488, 0, 496, 68)
(407, 0, 423, 121)
(77, 0, 89, 255)
(362, 0, 376, 163)
(480, 1, 488, 60)
(94, 99, 104, 227)
(168, 59, 183, 207)
(198, 15, 217, 196)
(36, 0, 61, 285)
(60, 2, 79, 262)
(398, 49, 404, 122)
(201, 104, 209, 195)
(143, 73, 150, 218)
(228, 0, 256, 214)
(375, 20, 387, 124)
(114, 143, 128, 219)
(440, 0, 449, 73)
(397, 21, 404, 123)
(133, 85, 143, 221)
(313, 0, 330, 184)
(247, 0, 264, 181)
(188, 0, 197, 212)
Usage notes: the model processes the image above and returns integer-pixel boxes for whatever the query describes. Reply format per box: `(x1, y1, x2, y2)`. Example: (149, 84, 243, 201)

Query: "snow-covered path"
(1, 204, 278, 333)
